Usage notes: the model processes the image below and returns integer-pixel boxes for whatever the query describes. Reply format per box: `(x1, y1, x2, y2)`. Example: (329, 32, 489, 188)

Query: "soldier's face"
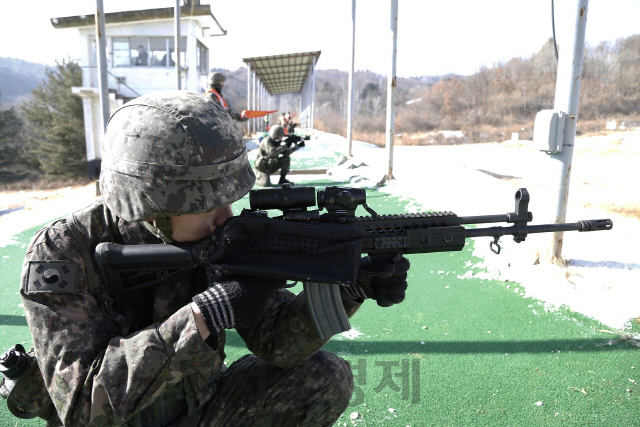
(170, 205, 234, 242)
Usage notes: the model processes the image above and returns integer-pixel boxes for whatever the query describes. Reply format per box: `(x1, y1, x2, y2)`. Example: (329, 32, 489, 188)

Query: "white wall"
(71, 16, 215, 169)
(76, 17, 210, 97)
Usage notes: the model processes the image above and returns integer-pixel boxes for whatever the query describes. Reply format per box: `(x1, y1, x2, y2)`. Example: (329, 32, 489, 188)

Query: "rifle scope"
(317, 186, 366, 213)
(249, 184, 316, 211)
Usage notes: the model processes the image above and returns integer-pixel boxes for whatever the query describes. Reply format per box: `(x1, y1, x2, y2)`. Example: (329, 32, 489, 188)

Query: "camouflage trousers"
(175, 350, 353, 427)
(255, 155, 290, 176)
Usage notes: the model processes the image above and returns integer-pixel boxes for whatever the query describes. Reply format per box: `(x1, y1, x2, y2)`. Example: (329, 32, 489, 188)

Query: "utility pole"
(384, 0, 398, 182)
(346, 0, 356, 157)
(174, 0, 181, 90)
(95, 0, 109, 180)
(548, 0, 589, 261)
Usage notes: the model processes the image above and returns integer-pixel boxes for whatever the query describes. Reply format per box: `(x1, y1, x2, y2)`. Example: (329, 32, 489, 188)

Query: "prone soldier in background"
(13, 91, 410, 426)
(254, 124, 307, 187)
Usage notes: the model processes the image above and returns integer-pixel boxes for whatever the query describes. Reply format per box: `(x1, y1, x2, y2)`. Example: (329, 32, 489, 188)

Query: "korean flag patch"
(26, 261, 79, 294)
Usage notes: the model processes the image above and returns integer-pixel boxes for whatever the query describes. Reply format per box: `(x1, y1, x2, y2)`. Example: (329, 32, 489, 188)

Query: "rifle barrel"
(456, 214, 526, 225)
(465, 219, 612, 239)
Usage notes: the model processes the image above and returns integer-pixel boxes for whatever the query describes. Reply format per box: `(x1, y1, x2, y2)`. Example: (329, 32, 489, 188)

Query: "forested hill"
(217, 35, 640, 144)
(0, 58, 47, 108)
(3, 33, 640, 144)
(208, 67, 451, 119)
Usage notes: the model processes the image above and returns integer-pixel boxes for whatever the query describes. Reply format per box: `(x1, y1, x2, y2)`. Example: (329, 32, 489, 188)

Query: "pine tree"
(20, 58, 87, 180)
(0, 93, 28, 183)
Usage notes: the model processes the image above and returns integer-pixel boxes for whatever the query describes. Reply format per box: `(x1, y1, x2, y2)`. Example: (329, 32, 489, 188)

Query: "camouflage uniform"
(20, 91, 360, 426)
(203, 89, 243, 122)
(255, 136, 291, 175)
(254, 125, 295, 187)
(204, 72, 243, 122)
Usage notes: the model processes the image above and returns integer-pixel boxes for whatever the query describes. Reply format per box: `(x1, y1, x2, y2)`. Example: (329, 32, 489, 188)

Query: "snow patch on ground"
(314, 130, 640, 331)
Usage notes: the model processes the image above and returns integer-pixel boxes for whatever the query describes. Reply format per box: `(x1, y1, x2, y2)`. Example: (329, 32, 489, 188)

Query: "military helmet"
(269, 125, 285, 140)
(208, 72, 226, 87)
(100, 90, 255, 222)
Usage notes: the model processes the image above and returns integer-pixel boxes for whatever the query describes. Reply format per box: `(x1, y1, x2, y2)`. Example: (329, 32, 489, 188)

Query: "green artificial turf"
(1, 181, 638, 426)
(1, 226, 50, 427)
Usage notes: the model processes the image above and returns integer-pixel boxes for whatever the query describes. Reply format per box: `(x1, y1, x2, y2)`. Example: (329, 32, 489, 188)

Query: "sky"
(1, 0, 640, 77)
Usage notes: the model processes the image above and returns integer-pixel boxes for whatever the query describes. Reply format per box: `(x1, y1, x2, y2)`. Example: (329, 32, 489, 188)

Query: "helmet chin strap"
(142, 217, 175, 243)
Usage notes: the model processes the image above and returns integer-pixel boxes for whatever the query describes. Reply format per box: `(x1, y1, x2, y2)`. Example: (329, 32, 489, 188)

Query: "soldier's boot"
(278, 175, 291, 185)
(256, 172, 272, 187)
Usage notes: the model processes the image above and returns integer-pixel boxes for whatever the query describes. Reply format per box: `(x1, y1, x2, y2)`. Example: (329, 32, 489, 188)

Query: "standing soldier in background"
(264, 114, 270, 131)
(204, 72, 245, 122)
(279, 112, 290, 134)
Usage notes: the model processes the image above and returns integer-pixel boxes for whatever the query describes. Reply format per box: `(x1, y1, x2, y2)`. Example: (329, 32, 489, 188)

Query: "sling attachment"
(490, 236, 501, 255)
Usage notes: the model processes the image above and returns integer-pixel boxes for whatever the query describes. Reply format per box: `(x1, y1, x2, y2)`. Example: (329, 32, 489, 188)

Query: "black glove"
(192, 275, 286, 332)
(342, 254, 410, 306)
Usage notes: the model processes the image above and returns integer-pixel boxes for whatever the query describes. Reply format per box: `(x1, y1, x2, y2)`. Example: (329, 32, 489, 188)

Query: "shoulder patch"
(25, 261, 79, 294)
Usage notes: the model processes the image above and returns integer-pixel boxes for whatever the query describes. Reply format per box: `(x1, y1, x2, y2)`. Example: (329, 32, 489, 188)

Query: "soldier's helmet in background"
(269, 125, 285, 140)
(208, 72, 226, 87)
(99, 90, 255, 221)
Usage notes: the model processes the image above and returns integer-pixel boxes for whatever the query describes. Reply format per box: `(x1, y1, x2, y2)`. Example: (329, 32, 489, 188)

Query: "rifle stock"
(95, 185, 612, 339)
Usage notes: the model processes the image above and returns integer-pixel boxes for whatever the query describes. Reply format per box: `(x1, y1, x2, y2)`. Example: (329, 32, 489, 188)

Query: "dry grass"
(0, 177, 91, 192)
(596, 329, 640, 348)
(316, 116, 640, 148)
(599, 204, 640, 220)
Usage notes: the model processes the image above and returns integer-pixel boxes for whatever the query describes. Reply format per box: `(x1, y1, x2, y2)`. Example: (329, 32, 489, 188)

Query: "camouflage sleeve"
(237, 287, 361, 369)
(227, 108, 246, 122)
(20, 222, 221, 425)
(262, 139, 288, 157)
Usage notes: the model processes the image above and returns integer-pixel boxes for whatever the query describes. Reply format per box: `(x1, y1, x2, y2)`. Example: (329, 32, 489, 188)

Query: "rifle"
(95, 185, 612, 339)
(280, 134, 310, 157)
(283, 134, 310, 146)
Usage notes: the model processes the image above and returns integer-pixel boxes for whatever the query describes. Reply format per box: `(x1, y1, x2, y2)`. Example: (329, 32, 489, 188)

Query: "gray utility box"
(533, 110, 566, 154)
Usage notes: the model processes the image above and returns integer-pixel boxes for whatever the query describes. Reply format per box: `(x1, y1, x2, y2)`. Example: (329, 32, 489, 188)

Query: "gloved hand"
(192, 275, 286, 332)
(342, 254, 410, 306)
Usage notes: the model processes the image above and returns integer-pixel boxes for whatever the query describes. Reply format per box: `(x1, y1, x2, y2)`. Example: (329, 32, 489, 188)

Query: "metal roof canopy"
(50, 4, 226, 37)
(243, 51, 321, 95)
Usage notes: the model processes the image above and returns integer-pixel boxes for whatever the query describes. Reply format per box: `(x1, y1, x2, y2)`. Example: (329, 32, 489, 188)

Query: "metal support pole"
(252, 71, 256, 134)
(258, 80, 261, 131)
(94, 0, 109, 180)
(347, 0, 356, 156)
(384, 0, 398, 181)
(269, 93, 272, 129)
(247, 64, 251, 136)
(260, 83, 264, 131)
(174, 0, 181, 90)
(299, 93, 303, 129)
(549, 0, 589, 260)
(311, 58, 316, 130)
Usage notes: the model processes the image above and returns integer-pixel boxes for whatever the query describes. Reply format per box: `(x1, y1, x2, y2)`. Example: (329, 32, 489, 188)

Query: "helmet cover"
(99, 90, 255, 221)
(208, 72, 226, 87)
(269, 125, 285, 140)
